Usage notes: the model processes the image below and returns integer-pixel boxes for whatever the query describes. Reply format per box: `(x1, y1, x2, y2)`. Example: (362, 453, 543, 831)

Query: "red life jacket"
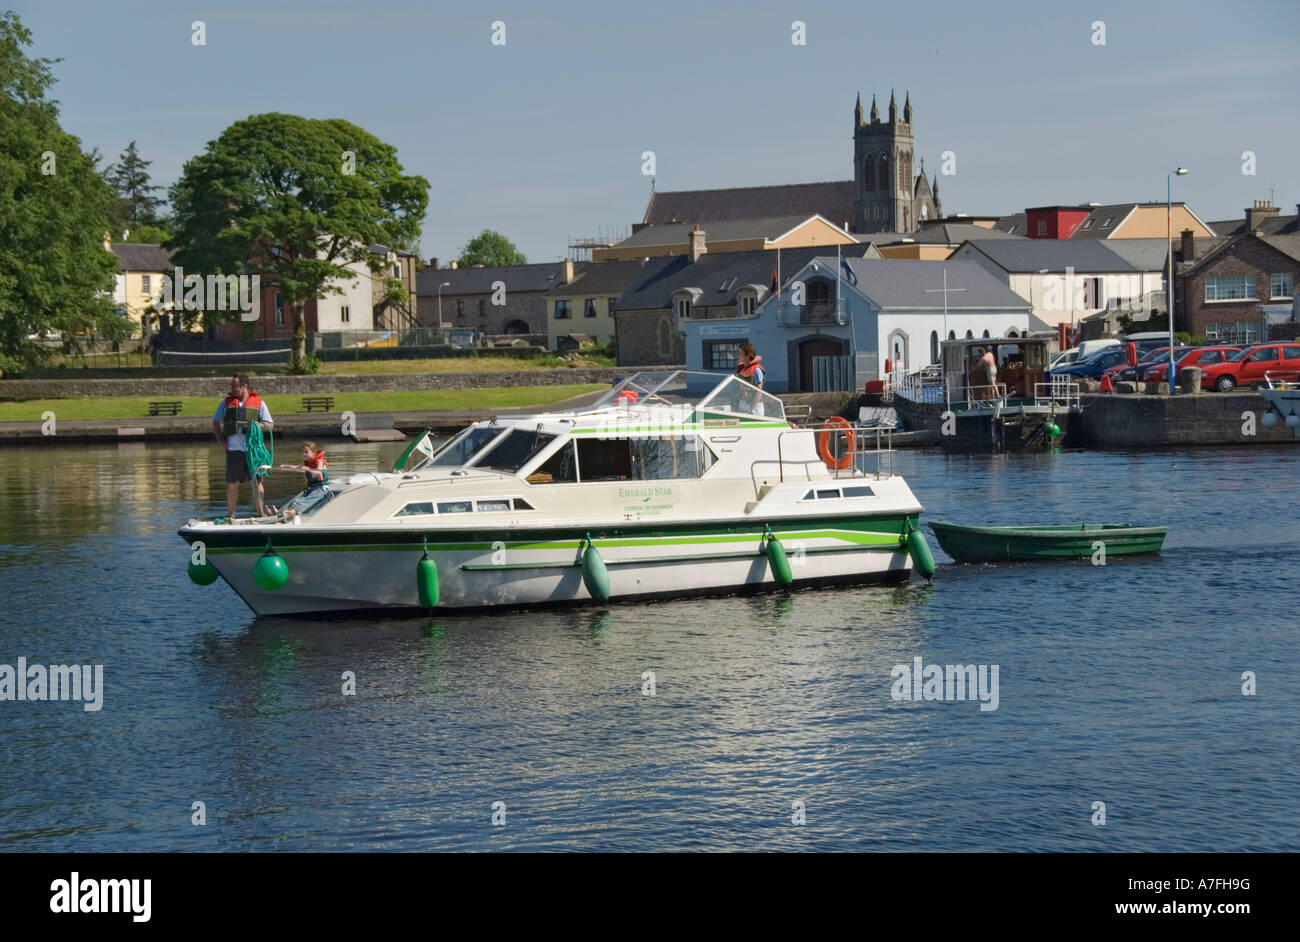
(305, 451, 329, 488)
(221, 391, 264, 436)
(737, 355, 764, 383)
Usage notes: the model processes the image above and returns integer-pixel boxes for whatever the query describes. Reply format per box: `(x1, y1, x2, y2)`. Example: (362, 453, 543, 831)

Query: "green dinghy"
(928, 521, 1168, 563)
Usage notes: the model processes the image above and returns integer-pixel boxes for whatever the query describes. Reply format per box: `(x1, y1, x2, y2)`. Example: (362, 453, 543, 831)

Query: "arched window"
(864, 156, 874, 191)
(1006, 328, 1019, 338)
(930, 330, 939, 363)
(965, 329, 973, 339)
(948, 330, 956, 340)
(877, 153, 889, 192)
(982, 329, 990, 338)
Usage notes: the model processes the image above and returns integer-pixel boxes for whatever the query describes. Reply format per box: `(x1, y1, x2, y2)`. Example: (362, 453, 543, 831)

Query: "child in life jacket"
(277, 442, 331, 519)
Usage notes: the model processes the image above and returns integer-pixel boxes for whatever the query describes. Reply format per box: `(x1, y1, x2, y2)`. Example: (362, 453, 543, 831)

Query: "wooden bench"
(301, 396, 335, 412)
(147, 401, 182, 416)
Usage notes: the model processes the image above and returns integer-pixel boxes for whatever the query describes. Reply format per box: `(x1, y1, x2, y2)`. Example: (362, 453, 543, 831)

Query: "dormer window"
(672, 287, 702, 322)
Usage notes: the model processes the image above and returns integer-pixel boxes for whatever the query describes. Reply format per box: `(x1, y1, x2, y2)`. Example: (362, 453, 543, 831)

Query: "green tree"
(168, 113, 428, 370)
(458, 229, 526, 267)
(126, 223, 171, 244)
(104, 140, 163, 232)
(0, 12, 125, 375)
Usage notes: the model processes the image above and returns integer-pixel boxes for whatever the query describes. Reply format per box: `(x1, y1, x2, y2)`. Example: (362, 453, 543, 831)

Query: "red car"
(1142, 346, 1242, 383)
(1103, 345, 1189, 383)
(1198, 342, 1300, 391)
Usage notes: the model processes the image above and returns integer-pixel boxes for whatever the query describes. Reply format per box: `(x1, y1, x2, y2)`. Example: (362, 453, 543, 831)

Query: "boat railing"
(946, 383, 1009, 411)
(772, 420, 894, 488)
(889, 366, 944, 404)
(1263, 370, 1300, 389)
(1034, 379, 1081, 409)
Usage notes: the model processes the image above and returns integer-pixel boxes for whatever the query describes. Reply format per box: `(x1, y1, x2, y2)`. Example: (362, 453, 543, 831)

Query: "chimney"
(561, 258, 574, 284)
(429, 257, 439, 270)
(1180, 229, 1195, 262)
(1245, 199, 1279, 232)
(689, 224, 707, 262)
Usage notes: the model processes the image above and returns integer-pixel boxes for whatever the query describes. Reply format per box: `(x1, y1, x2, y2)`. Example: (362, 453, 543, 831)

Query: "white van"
(1076, 338, 1121, 359)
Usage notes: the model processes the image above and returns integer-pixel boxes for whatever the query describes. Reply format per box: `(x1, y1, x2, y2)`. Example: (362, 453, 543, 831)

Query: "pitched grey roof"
(832, 258, 1032, 310)
(415, 262, 564, 296)
(1207, 213, 1300, 237)
(111, 243, 173, 272)
(643, 181, 855, 230)
(615, 246, 870, 312)
(611, 214, 847, 250)
(543, 259, 650, 299)
(1262, 234, 1300, 264)
(953, 239, 1143, 273)
(994, 213, 1026, 235)
(1095, 238, 1170, 272)
(901, 222, 1025, 245)
(1068, 203, 1143, 238)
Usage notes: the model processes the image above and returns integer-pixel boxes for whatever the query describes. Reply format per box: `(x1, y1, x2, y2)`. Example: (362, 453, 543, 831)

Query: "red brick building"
(1177, 232, 1299, 342)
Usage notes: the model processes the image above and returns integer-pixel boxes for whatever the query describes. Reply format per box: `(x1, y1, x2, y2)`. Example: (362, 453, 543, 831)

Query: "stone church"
(641, 91, 941, 237)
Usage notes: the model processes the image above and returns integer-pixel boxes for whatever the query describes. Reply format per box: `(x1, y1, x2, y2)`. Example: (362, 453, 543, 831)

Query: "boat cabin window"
(429, 426, 503, 467)
(512, 497, 536, 511)
(395, 501, 435, 517)
(577, 435, 716, 482)
(802, 485, 875, 501)
(437, 500, 472, 514)
(475, 499, 511, 513)
(527, 440, 579, 484)
(473, 428, 557, 473)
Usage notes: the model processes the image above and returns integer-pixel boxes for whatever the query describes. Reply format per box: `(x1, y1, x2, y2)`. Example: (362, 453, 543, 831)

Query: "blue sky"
(17, 0, 1300, 262)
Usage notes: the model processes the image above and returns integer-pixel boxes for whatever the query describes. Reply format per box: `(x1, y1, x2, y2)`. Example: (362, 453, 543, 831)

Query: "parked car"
(1198, 342, 1300, 391)
(1048, 345, 1129, 380)
(1103, 345, 1189, 383)
(1050, 347, 1080, 369)
(1141, 346, 1243, 383)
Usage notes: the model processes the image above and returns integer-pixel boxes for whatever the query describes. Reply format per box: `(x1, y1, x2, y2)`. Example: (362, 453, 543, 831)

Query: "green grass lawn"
(0, 384, 606, 422)
(29, 352, 614, 377)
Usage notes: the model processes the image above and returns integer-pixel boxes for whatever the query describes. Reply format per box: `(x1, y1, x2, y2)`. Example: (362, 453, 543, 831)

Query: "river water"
(0, 440, 1296, 851)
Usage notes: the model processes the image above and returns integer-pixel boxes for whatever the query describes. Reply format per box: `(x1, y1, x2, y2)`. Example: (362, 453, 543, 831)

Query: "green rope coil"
(245, 420, 273, 478)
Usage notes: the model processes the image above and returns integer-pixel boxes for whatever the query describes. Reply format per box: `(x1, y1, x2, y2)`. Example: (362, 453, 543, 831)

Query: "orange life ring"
(817, 416, 856, 470)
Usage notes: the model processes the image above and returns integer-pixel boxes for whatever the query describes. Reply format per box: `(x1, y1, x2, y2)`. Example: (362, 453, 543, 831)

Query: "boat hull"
(183, 517, 918, 616)
(928, 521, 1168, 563)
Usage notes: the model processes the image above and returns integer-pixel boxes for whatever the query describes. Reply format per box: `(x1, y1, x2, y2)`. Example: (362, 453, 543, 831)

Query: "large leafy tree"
(458, 229, 526, 267)
(104, 140, 163, 232)
(0, 11, 125, 375)
(169, 113, 428, 370)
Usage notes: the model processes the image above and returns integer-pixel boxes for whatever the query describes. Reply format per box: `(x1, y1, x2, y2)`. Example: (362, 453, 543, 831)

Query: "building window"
(982, 329, 990, 338)
(555, 300, 571, 319)
(479, 299, 487, 316)
(930, 331, 939, 363)
(1205, 275, 1257, 302)
(1083, 277, 1103, 308)
(340, 305, 350, 323)
(456, 300, 464, 316)
(864, 156, 874, 191)
(1270, 273, 1294, 299)
(703, 341, 742, 370)
(675, 297, 693, 320)
(274, 291, 284, 326)
(1036, 220, 1047, 236)
(584, 298, 597, 318)
(877, 153, 888, 192)
(608, 297, 618, 315)
(140, 274, 151, 294)
(740, 295, 756, 317)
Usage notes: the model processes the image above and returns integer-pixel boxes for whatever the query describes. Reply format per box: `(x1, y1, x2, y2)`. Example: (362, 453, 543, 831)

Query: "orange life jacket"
(221, 391, 264, 437)
(737, 355, 764, 383)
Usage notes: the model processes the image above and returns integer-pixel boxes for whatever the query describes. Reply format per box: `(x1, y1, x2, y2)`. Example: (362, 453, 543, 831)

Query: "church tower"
(853, 90, 917, 233)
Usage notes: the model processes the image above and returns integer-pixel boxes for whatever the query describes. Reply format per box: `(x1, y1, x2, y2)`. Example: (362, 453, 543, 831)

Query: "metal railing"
(1035, 379, 1080, 409)
(774, 300, 848, 326)
(770, 419, 895, 493)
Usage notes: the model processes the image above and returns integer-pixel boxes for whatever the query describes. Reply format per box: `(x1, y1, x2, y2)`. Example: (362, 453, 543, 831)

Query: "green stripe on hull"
(185, 513, 918, 552)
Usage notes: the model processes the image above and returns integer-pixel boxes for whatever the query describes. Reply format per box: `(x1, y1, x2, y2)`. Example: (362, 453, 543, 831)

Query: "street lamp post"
(437, 281, 451, 329)
(1167, 167, 1188, 392)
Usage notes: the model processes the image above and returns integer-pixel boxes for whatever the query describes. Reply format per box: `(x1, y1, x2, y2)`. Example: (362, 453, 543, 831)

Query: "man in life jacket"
(736, 342, 766, 416)
(212, 373, 274, 519)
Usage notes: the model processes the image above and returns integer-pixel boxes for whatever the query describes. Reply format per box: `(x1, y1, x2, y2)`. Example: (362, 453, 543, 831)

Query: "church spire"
(869, 94, 879, 123)
(888, 89, 897, 122)
(855, 92, 863, 127)
(903, 91, 912, 123)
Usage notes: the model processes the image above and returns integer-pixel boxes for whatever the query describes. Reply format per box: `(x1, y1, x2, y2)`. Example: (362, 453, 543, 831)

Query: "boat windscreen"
(427, 426, 505, 467)
(472, 428, 557, 473)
